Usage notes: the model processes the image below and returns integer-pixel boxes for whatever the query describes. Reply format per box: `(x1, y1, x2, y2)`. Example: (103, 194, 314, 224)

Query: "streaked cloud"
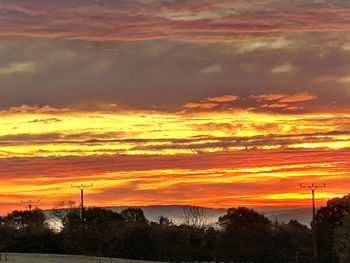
(0, 148, 349, 213)
(0, 1, 350, 42)
(252, 93, 318, 103)
(2, 105, 71, 114)
(234, 38, 291, 54)
(251, 94, 287, 101)
(200, 64, 223, 74)
(271, 63, 297, 73)
(278, 93, 318, 103)
(339, 75, 350, 83)
(0, 62, 37, 75)
(0, 102, 349, 213)
(183, 102, 218, 109)
(184, 93, 318, 113)
(1, 103, 350, 156)
(207, 95, 240, 102)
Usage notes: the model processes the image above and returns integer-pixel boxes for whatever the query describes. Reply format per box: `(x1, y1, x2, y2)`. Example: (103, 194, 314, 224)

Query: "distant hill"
(46, 205, 313, 227)
(254, 206, 312, 226)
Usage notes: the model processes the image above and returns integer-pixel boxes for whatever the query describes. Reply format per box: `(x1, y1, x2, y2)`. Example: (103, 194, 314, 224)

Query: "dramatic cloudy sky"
(1, 0, 350, 214)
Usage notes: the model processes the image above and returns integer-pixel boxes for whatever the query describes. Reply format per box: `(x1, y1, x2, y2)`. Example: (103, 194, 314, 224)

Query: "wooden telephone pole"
(21, 200, 39, 212)
(71, 183, 93, 223)
(300, 183, 325, 263)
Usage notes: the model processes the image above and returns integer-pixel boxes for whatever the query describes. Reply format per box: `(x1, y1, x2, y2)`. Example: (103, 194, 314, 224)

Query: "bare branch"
(182, 205, 208, 229)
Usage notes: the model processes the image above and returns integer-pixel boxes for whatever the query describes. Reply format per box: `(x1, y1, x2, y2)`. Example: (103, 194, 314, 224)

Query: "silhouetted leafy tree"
(117, 222, 155, 260)
(0, 217, 15, 252)
(159, 216, 173, 226)
(149, 222, 184, 261)
(60, 207, 85, 254)
(203, 226, 220, 261)
(334, 213, 350, 263)
(121, 207, 148, 223)
(84, 207, 125, 256)
(218, 207, 273, 263)
(315, 195, 350, 263)
(52, 200, 77, 230)
(3, 209, 62, 253)
(5, 209, 46, 231)
(272, 220, 313, 263)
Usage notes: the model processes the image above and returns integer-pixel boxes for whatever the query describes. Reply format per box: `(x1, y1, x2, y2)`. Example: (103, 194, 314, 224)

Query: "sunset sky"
(1, 0, 350, 214)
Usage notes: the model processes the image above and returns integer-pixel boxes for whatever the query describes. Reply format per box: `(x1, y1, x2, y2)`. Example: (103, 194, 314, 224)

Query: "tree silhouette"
(182, 205, 208, 229)
(218, 207, 272, 262)
(121, 207, 148, 223)
(315, 195, 350, 263)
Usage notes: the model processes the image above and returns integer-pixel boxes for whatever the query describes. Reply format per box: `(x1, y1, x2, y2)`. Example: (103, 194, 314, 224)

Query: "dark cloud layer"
(0, 36, 350, 110)
(1, 130, 349, 151)
(0, 1, 350, 109)
(1, 0, 350, 41)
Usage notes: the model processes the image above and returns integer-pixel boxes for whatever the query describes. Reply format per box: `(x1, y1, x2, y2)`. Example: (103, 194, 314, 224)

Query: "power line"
(300, 183, 325, 263)
(21, 200, 39, 212)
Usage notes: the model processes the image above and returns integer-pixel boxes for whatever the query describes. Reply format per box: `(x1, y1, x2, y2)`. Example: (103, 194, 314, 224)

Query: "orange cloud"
(251, 94, 286, 101)
(183, 93, 318, 114)
(207, 95, 240, 102)
(279, 93, 318, 103)
(261, 103, 288, 108)
(184, 95, 239, 111)
(252, 93, 317, 103)
(184, 102, 218, 109)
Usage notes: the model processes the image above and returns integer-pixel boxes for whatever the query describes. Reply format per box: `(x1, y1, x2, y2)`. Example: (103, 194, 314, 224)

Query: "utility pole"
(21, 200, 39, 212)
(71, 183, 93, 223)
(300, 183, 325, 263)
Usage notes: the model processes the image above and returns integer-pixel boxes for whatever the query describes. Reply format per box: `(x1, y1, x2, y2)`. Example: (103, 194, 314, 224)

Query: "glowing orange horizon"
(1, 100, 350, 215)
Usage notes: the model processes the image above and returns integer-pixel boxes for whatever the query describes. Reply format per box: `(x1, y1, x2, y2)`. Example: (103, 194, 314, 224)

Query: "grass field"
(0, 253, 164, 263)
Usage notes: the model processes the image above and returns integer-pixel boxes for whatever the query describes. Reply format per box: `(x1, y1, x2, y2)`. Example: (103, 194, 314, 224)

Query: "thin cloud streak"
(1, 1, 350, 42)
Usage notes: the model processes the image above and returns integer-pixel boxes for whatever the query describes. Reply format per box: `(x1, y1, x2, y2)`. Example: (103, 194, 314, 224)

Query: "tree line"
(1, 195, 350, 263)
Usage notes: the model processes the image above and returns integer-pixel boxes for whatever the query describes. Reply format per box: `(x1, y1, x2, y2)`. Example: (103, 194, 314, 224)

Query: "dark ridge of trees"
(1, 198, 350, 262)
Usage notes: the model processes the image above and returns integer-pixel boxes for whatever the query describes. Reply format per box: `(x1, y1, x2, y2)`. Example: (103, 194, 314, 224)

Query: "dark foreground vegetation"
(1, 195, 350, 263)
